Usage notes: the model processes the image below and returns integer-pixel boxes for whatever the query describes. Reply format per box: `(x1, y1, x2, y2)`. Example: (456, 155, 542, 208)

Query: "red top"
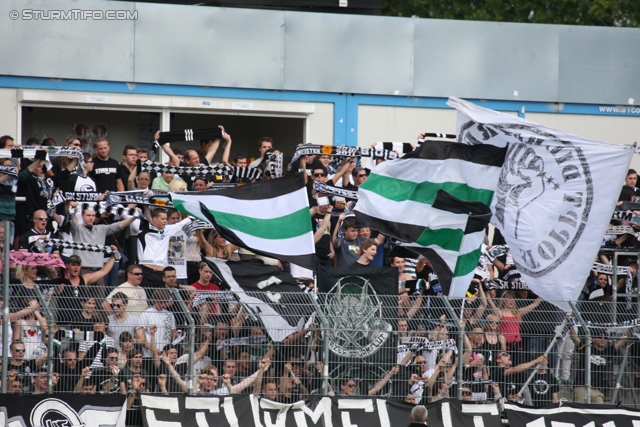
(191, 281, 221, 291)
(499, 314, 522, 343)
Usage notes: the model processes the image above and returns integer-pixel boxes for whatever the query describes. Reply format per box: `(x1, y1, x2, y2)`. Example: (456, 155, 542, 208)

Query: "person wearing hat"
(55, 250, 118, 327)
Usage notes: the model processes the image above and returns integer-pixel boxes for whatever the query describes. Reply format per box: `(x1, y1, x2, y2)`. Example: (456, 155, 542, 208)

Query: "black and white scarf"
(265, 152, 283, 178)
(6, 146, 85, 174)
(0, 166, 18, 177)
(34, 238, 122, 261)
(139, 160, 262, 181)
(216, 335, 269, 350)
(106, 189, 172, 207)
(50, 190, 172, 208)
(193, 290, 236, 308)
(155, 127, 225, 146)
(288, 145, 401, 171)
(73, 203, 138, 217)
(313, 181, 359, 201)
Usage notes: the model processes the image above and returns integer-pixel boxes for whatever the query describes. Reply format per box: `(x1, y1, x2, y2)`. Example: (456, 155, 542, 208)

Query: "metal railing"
(2, 283, 639, 410)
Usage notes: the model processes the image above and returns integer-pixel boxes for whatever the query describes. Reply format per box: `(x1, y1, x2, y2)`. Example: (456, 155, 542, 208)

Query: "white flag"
(448, 97, 634, 311)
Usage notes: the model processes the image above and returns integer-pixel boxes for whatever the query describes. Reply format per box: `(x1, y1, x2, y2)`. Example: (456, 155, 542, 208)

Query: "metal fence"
(2, 283, 640, 420)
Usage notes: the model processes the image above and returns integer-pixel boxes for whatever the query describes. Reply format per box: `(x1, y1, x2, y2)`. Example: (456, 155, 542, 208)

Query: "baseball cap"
(67, 255, 82, 265)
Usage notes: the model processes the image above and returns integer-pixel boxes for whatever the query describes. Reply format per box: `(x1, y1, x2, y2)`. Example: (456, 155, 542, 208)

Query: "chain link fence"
(2, 282, 640, 423)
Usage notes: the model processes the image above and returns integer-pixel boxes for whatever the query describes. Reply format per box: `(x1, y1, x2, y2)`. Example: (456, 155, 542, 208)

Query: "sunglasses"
(108, 356, 118, 360)
(357, 174, 367, 178)
(34, 217, 48, 221)
(501, 353, 510, 358)
(130, 272, 143, 276)
(462, 391, 473, 396)
(112, 303, 124, 308)
(313, 173, 326, 178)
(346, 383, 355, 388)
(13, 348, 26, 352)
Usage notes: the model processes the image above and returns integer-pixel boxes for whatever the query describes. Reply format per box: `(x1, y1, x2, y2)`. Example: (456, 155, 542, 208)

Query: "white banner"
(448, 97, 634, 311)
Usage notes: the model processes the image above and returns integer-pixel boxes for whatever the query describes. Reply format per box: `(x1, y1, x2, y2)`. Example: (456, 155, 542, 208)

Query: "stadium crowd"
(0, 131, 639, 417)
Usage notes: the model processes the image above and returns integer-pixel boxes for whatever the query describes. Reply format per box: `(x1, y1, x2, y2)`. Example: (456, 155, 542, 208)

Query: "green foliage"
(382, 0, 640, 27)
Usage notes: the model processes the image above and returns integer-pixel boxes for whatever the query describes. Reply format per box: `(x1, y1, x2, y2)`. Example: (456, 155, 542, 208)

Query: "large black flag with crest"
(317, 266, 399, 390)
(203, 257, 315, 342)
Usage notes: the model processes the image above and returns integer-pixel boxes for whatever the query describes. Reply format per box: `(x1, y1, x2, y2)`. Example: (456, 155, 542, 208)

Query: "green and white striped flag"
(169, 173, 316, 270)
(355, 140, 506, 297)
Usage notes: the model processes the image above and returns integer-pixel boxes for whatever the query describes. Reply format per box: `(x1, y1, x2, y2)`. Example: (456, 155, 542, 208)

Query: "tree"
(382, 0, 640, 27)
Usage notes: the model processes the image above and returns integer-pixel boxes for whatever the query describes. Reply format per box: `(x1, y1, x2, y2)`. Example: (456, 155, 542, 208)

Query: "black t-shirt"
(90, 157, 120, 193)
(347, 261, 375, 269)
(9, 359, 39, 391)
(490, 365, 519, 399)
(574, 341, 618, 389)
(54, 360, 92, 392)
(117, 163, 134, 189)
(19, 228, 51, 252)
(93, 367, 121, 394)
(529, 370, 559, 407)
(311, 213, 335, 260)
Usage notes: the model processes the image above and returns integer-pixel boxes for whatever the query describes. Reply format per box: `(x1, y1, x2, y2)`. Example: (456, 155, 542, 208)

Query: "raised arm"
(519, 297, 542, 316)
(128, 165, 138, 190)
(332, 213, 345, 248)
(368, 365, 398, 396)
(252, 357, 271, 395)
(155, 131, 181, 166)
(329, 157, 353, 185)
(505, 355, 546, 376)
(193, 331, 212, 364)
(84, 251, 117, 285)
(220, 133, 232, 165)
(162, 357, 188, 392)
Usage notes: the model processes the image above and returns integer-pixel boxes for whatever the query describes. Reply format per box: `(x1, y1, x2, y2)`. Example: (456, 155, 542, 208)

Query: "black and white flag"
(0, 394, 126, 427)
(449, 96, 634, 311)
(203, 257, 315, 342)
(505, 401, 640, 427)
(141, 394, 501, 427)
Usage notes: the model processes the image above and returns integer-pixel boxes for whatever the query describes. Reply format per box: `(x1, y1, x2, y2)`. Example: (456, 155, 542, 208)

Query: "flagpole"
(1, 220, 10, 393)
(442, 298, 464, 400)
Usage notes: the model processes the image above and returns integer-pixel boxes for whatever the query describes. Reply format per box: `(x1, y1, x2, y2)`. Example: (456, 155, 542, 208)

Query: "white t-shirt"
(134, 218, 192, 267)
(167, 230, 188, 279)
(106, 283, 149, 317)
(139, 307, 176, 357)
(107, 313, 141, 350)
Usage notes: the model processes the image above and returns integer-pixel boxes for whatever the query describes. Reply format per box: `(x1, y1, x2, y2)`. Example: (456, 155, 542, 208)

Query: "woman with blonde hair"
(481, 313, 506, 365)
(487, 291, 540, 363)
(206, 230, 239, 261)
(168, 178, 188, 192)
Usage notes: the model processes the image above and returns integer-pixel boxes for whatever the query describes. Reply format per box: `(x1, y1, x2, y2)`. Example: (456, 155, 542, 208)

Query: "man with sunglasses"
(107, 293, 139, 350)
(492, 351, 546, 401)
(8, 340, 48, 392)
(18, 209, 55, 253)
(104, 265, 149, 317)
(339, 377, 357, 396)
(343, 166, 368, 191)
(91, 347, 121, 394)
